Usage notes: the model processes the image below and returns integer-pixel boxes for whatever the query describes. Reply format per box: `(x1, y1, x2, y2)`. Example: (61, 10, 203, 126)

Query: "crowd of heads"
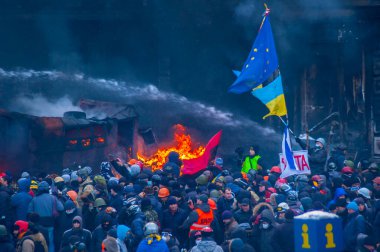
(0, 147, 378, 252)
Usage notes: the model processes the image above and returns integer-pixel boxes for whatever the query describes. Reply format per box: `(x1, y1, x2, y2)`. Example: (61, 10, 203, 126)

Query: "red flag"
(182, 130, 222, 175)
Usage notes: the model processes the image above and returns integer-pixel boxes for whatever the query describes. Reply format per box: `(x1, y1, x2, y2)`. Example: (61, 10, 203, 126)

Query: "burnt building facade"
(0, 100, 139, 175)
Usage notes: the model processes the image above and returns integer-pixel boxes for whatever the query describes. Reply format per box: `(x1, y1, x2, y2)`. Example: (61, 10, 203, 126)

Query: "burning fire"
(137, 124, 205, 171)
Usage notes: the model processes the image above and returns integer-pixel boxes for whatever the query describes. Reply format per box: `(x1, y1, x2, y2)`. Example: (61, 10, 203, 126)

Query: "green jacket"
(241, 155, 261, 173)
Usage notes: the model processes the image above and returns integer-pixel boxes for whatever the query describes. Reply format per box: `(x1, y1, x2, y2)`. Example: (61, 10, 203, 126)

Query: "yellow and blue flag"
(251, 74, 287, 119)
(228, 14, 279, 94)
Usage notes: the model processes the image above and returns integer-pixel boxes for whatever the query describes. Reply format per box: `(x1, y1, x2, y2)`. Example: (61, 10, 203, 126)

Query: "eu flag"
(229, 16, 279, 94)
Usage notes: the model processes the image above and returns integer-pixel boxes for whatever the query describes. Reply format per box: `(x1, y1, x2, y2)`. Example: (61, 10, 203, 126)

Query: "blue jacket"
(11, 178, 32, 221)
(343, 212, 365, 252)
(11, 191, 32, 221)
(327, 187, 346, 208)
(137, 238, 169, 252)
(28, 192, 64, 227)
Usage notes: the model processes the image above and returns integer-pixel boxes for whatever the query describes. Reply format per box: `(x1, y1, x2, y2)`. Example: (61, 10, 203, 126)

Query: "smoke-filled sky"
(0, 0, 372, 165)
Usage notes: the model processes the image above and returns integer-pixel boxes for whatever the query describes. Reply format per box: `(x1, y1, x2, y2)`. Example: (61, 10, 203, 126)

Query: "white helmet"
(144, 222, 159, 236)
(316, 138, 326, 147)
(358, 188, 371, 199)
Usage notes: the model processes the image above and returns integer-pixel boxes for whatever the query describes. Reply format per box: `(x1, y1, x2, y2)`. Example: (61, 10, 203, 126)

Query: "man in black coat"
(55, 200, 81, 250)
(61, 216, 92, 250)
(0, 174, 12, 230)
(296, 137, 327, 175)
(233, 198, 252, 224)
(161, 197, 187, 243)
(272, 210, 295, 252)
(109, 184, 124, 214)
(92, 213, 115, 252)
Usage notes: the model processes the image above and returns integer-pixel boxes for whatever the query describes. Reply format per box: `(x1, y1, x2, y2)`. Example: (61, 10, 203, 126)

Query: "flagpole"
(278, 116, 296, 137)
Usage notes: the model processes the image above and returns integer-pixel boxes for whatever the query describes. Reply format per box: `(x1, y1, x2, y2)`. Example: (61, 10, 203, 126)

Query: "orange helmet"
(270, 166, 281, 174)
(208, 198, 217, 210)
(66, 190, 78, 202)
(158, 187, 170, 198)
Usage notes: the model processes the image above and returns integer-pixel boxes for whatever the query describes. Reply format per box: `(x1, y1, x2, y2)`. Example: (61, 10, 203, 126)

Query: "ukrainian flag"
(251, 74, 287, 119)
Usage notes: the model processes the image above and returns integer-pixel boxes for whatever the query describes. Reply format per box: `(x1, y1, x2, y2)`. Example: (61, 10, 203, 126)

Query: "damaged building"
(0, 99, 140, 175)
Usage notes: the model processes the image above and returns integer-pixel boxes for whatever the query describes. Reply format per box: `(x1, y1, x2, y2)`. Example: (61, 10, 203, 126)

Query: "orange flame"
(137, 124, 205, 171)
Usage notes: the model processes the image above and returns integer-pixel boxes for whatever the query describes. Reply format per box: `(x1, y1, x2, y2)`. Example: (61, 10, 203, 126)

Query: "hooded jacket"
(61, 216, 92, 250)
(28, 187, 64, 227)
(189, 239, 224, 252)
(327, 187, 346, 208)
(11, 178, 32, 221)
(117, 225, 130, 252)
(56, 200, 80, 247)
(92, 214, 115, 252)
(255, 209, 277, 252)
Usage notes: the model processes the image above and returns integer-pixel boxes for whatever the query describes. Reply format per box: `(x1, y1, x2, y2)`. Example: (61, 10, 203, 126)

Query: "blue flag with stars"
(229, 16, 279, 94)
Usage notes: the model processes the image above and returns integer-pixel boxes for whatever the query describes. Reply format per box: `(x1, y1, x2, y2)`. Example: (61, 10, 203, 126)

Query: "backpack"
(22, 236, 45, 252)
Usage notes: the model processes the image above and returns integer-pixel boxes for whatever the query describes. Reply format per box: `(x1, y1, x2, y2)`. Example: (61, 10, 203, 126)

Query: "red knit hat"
(14, 220, 28, 233)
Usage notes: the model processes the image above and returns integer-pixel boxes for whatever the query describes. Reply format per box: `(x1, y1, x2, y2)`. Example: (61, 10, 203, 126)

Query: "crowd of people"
(0, 140, 379, 252)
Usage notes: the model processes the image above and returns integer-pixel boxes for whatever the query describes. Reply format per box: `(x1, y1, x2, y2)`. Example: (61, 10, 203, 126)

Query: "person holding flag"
(229, 4, 311, 179)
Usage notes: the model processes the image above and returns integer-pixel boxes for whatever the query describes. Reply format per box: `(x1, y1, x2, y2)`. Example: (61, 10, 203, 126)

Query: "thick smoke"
(9, 94, 83, 117)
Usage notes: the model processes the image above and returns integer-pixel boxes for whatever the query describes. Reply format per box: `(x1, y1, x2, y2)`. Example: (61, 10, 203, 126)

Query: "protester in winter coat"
(27, 213, 50, 248)
(189, 227, 223, 252)
(55, 200, 81, 250)
(355, 197, 375, 229)
(116, 225, 129, 252)
(136, 222, 169, 252)
(296, 138, 327, 175)
(109, 184, 124, 214)
(77, 167, 95, 208)
(253, 209, 277, 252)
(180, 195, 215, 235)
(272, 209, 295, 252)
(15, 220, 48, 252)
(163, 151, 182, 178)
(92, 214, 115, 252)
(241, 146, 263, 175)
(61, 216, 91, 250)
(11, 178, 32, 221)
(161, 230, 180, 252)
(19, 222, 48, 252)
(28, 181, 63, 252)
(221, 211, 244, 242)
(327, 187, 347, 209)
(0, 173, 13, 229)
(102, 236, 120, 252)
(162, 197, 187, 239)
(0, 224, 15, 252)
(343, 202, 366, 252)
(118, 199, 145, 250)
(233, 198, 252, 224)
(216, 188, 237, 219)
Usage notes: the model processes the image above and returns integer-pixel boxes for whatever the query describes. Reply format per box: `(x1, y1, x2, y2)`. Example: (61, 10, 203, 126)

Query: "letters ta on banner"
(279, 150, 311, 178)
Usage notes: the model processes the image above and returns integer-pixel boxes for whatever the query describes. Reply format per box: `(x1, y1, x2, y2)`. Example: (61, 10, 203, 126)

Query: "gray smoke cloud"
(9, 94, 83, 117)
